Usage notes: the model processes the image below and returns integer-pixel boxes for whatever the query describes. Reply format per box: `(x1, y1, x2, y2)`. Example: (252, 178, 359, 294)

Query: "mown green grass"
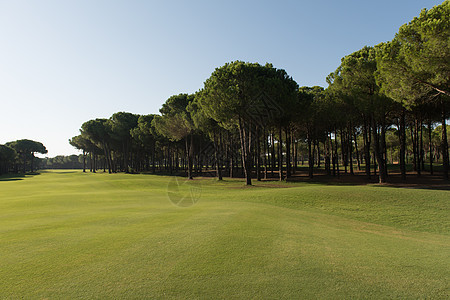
(0, 170, 448, 298)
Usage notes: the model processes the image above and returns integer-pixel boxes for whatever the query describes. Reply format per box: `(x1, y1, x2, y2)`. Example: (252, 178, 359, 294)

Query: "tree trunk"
(316, 141, 321, 168)
(363, 121, 371, 178)
(30, 153, 34, 173)
(238, 116, 252, 185)
(229, 135, 234, 178)
(271, 132, 275, 178)
(169, 146, 173, 175)
(263, 127, 268, 179)
(308, 132, 314, 179)
(441, 102, 449, 180)
(420, 120, 425, 172)
(256, 126, 261, 181)
(399, 109, 407, 180)
(372, 121, 387, 183)
(286, 127, 291, 178)
(103, 142, 112, 174)
(353, 131, 361, 171)
(214, 131, 223, 180)
(278, 125, 283, 181)
(331, 132, 336, 176)
(341, 130, 347, 174)
(348, 126, 354, 175)
(413, 119, 421, 176)
(380, 122, 388, 180)
(83, 150, 86, 172)
(293, 137, 298, 174)
(185, 137, 193, 180)
(335, 129, 340, 177)
(428, 119, 433, 175)
(325, 134, 331, 176)
(22, 153, 26, 173)
(152, 142, 156, 174)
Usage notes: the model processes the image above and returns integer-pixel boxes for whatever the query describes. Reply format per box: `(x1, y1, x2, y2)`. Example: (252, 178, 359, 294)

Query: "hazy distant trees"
(42, 155, 86, 169)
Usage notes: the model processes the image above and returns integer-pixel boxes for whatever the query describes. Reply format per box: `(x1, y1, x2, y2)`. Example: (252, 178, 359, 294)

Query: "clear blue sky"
(0, 0, 443, 157)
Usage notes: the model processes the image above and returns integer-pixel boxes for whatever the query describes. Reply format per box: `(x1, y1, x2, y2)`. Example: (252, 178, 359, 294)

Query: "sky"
(0, 0, 444, 157)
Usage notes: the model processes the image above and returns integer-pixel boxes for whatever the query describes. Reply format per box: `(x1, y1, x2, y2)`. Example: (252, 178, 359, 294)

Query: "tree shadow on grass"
(114, 168, 450, 191)
(371, 175, 450, 191)
(245, 167, 450, 191)
(288, 170, 450, 191)
(377, 184, 450, 191)
(0, 172, 40, 182)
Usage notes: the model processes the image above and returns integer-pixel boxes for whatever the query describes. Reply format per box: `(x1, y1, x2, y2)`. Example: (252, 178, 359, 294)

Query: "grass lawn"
(0, 170, 448, 298)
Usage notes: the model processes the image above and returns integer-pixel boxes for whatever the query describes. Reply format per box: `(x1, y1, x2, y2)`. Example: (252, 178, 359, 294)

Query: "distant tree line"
(0, 139, 47, 175)
(41, 155, 86, 169)
(59, 2, 428, 183)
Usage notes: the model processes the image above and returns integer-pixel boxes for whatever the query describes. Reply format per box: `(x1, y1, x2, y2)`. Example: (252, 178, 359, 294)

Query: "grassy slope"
(0, 170, 448, 298)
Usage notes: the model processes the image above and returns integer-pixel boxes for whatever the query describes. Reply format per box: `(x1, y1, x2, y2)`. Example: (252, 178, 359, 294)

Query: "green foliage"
(199, 61, 298, 128)
(200, 61, 259, 127)
(130, 114, 157, 148)
(377, 1, 450, 102)
(7, 139, 47, 156)
(152, 94, 194, 141)
(0, 144, 17, 162)
(4, 139, 47, 173)
(330, 46, 396, 121)
(187, 93, 221, 139)
(433, 124, 450, 141)
(81, 118, 112, 146)
(109, 112, 139, 145)
(69, 135, 92, 152)
(152, 113, 193, 141)
(0, 145, 17, 174)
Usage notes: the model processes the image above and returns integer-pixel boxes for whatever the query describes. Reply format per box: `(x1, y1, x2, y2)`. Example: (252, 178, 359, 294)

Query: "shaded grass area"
(0, 172, 40, 181)
(0, 170, 448, 298)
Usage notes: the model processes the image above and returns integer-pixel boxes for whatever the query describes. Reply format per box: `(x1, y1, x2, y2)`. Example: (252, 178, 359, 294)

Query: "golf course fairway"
(0, 170, 448, 298)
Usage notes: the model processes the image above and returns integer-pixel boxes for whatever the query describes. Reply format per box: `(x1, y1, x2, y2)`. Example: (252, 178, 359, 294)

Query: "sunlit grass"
(0, 170, 448, 298)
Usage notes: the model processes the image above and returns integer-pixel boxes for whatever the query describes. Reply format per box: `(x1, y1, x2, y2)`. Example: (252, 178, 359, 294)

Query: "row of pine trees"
(70, 2, 449, 184)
